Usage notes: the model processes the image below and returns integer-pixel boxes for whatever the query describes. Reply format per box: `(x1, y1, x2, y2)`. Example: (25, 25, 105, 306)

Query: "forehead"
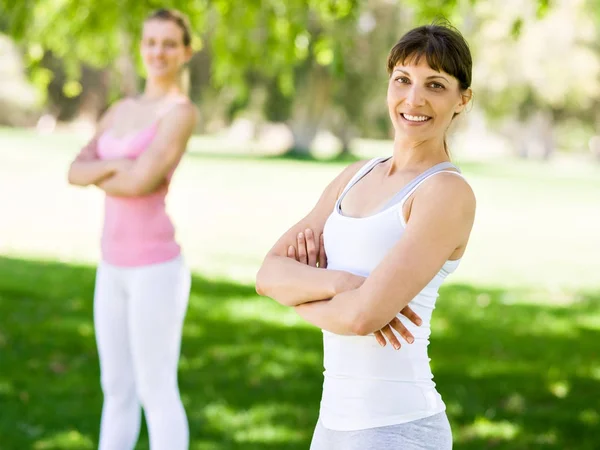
(142, 19, 183, 40)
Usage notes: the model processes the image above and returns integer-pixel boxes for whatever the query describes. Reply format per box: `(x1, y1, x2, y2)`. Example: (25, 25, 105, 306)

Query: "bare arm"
(255, 160, 369, 306)
(95, 103, 197, 197)
(287, 228, 422, 349)
(67, 102, 130, 186)
(294, 173, 476, 335)
(68, 148, 125, 186)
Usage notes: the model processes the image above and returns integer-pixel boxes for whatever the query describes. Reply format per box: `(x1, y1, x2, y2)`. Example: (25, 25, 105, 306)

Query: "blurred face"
(141, 19, 192, 80)
(387, 56, 471, 142)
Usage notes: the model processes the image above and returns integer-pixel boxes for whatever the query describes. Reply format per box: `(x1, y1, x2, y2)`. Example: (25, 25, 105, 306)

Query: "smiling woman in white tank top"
(256, 22, 476, 450)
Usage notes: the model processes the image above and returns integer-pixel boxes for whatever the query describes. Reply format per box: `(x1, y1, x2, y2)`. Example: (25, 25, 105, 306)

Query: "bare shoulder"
(302, 159, 371, 219)
(96, 98, 133, 131)
(331, 159, 372, 198)
(162, 101, 198, 130)
(418, 171, 476, 215)
(170, 100, 198, 119)
(340, 159, 371, 178)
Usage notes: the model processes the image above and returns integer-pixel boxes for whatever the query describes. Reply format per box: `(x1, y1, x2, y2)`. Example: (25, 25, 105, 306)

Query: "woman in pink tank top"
(67, 9, 197, 450)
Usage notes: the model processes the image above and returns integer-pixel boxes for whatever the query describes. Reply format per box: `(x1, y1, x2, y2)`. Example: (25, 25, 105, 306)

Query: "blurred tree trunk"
(116, 30, 139, 98)
(287, 64, 332, 157)
(337, 127, 354, 156)
(76, 67, 110, 122)
(538, 110, 555, 161)
(517, 110, 555, 160)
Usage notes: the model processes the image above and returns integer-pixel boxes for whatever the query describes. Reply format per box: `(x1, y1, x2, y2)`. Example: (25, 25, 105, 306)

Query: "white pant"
(93, 255, 191, 450)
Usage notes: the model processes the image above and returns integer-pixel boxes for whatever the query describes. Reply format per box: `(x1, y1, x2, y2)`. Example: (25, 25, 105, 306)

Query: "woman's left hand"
(288, 228, 421, 349)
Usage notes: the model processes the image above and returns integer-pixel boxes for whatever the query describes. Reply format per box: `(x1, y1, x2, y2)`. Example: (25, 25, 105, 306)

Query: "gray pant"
(309, 412, 452, 450)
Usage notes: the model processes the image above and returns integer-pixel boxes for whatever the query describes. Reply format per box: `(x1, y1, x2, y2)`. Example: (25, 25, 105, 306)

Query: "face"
(141, 19, 192, 80)
(387, 55, 471, 142)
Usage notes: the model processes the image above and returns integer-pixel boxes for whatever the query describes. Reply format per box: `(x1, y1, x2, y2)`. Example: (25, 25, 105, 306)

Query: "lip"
(148, 63, 169, 70)
(399, 112, 432, 125)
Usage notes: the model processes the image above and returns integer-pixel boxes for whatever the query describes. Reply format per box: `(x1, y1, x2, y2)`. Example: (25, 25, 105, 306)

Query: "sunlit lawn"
(1, 127, 599, 449)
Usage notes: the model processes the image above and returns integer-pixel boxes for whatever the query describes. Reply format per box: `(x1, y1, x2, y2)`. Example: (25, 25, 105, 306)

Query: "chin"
(146, 69, 177, 80)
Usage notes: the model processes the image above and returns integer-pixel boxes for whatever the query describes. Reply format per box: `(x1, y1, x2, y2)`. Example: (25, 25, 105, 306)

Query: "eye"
(429, 82, 445, 90)
(395, 76, 410, 84)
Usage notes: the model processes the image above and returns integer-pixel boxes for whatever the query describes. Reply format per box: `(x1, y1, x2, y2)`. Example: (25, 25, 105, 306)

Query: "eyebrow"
(393, 69, 449, 83)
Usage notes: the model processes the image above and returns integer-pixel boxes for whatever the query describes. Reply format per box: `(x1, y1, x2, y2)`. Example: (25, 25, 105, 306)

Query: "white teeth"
(402, 114, 430, 122)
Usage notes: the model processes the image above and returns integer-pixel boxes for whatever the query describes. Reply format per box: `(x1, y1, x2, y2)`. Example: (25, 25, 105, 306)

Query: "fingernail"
(393, 343, 400, 350)
(417, 319, 422, 326)
(379, 341, 385, 347)
(408, 337, 414, 344)
(298, 232, 303, 239)
(305, 228, 312, 235)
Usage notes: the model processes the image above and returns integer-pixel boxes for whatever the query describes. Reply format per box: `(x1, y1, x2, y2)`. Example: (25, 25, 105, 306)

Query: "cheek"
(167, 49, 185, 62)
(141, 48, 153, 61)
(431, 97, 455, 117)
(386, 84, 399, 107)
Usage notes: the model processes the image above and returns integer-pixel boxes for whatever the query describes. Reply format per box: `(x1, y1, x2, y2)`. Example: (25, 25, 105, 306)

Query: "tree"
(2, 0, 561, 156)
(465, 0, 600, 159)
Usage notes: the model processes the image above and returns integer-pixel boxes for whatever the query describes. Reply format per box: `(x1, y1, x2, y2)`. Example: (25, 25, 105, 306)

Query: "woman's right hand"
(288, 228, 421, 349)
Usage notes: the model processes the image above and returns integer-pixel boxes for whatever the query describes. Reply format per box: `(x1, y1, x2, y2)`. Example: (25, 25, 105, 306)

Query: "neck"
(142, 77, 184, 100)
(387, 135, 449, 173)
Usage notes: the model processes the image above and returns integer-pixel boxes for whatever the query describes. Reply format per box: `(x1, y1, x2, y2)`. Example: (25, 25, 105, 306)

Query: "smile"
(401, 113, 431, 123)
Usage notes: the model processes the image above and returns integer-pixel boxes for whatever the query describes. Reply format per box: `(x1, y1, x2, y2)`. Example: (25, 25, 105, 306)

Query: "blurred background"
(0, 0, 599, 449)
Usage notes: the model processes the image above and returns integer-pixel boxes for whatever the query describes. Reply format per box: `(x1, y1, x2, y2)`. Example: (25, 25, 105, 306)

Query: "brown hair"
(145, 8, 192, 47)
(387, 21, 472, 92)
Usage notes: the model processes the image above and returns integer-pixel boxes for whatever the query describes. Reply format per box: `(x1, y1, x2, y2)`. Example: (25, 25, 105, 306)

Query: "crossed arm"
(285, 228, 421, 349)
(256, 164, 476, 348)
(67, 103, 132, 186)
(67, 101, 197, 196)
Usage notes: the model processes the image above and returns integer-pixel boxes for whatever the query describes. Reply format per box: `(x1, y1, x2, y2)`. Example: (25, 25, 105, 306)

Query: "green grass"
(1, 127, 600, 449)
(1, 257, 599, 449)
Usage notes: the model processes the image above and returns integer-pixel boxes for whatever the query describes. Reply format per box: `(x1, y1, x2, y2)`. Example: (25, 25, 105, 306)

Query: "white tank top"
(319, 156, 466, 431)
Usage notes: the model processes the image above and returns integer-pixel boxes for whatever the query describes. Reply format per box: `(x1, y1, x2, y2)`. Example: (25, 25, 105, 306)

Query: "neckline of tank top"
(102, 121, 158, 141)
(101, 97, 189, 141)
(335, 156, 461, 220)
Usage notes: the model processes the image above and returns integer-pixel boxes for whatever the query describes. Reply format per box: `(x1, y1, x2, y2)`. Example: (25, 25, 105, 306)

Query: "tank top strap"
(119, 96, 188, 125)
(379, 162, 459, 212)
(336, 157, 390, 212)
(396, 166, 465, 227)
(155, 97, 189, 120)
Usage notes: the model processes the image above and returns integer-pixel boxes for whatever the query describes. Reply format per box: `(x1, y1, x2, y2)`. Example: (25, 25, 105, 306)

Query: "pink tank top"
(96, 99, 184, 267)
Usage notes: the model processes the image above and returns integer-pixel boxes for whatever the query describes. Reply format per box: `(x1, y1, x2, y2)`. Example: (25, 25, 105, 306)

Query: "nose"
(405, 84, 425, 107)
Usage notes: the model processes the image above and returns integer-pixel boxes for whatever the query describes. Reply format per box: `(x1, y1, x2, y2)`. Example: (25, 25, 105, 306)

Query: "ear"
(455, 88, 472, 114)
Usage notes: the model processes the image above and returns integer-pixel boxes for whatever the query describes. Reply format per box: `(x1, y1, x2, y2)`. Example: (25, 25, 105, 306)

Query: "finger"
(297, 232, 308, 265)
(287, 245, 297, 261)
(389, 317, 415, 344)
(374, 330, 386, 347)
(400, 305, 422, 326)
(318, 234, 328, 269)
(381, 325, 401, 350)
(305, 228, 318, 267)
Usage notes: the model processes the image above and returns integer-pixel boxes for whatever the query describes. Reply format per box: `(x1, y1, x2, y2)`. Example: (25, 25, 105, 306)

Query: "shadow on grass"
(0, 256, 598, 449)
